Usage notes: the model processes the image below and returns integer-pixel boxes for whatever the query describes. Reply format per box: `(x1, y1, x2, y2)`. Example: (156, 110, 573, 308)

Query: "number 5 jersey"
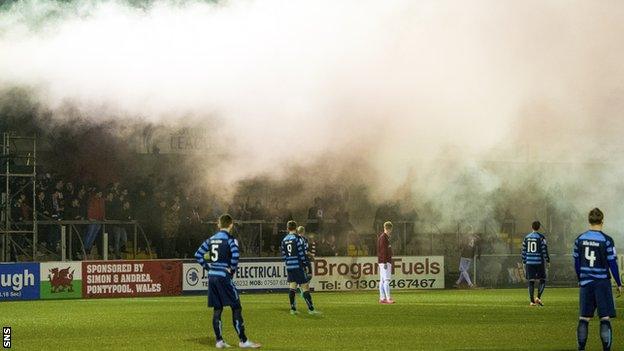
(195, 230, 240, 279)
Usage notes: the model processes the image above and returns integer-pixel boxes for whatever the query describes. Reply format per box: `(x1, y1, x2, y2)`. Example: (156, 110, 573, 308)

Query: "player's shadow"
(187, 337, 214, 346)
(269, 306, 325, 319)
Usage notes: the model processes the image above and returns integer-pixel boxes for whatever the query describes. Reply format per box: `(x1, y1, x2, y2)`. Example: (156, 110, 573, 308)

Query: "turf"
(0, 288, 621, 350)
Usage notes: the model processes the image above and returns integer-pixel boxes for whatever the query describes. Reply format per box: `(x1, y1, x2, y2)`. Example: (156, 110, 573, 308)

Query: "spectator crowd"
(7, 173, 404, 261)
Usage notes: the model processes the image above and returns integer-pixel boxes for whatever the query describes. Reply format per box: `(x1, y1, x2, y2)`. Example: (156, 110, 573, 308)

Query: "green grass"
(1, 288, 621, 350)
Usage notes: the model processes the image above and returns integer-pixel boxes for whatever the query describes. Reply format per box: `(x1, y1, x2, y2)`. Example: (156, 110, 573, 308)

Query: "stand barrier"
(0, 255, 446, 301)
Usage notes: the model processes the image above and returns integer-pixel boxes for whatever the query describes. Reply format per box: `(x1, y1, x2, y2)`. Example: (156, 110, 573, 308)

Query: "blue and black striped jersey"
(194, 230, 240, 278)
(281, 233, 308, 270)
(299, 235, 310, 254)
(521, 231, 550, 265)
(573, 230, 621, 287)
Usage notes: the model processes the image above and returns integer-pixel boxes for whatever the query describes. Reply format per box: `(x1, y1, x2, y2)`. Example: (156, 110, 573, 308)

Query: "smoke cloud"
(1, 0, 624, 238)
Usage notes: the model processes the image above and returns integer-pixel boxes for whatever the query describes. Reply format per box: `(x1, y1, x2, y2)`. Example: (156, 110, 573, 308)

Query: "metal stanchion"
(68, 225, 72, 261)
(473, 254, 477, 285)
(1, 233, 5, 262)
(430, 232, 434, 255)
(102, 231, 108, 261)
(258, 222, 263, 257)
(133, 224, 138, 259)
(33, 223, 37, 261)
(61, 225, 66, 261)
(403, 222, 407, 255)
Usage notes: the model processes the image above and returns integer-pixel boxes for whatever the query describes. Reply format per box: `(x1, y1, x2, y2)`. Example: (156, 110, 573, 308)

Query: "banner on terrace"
(82, 260, 182, 298)
(183, 256, 444, 293)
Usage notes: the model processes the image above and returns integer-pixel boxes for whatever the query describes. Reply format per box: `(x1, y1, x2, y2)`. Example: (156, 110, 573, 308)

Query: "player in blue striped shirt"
(521, 221, 550, 306)
(281, 220, 319, 315)
(573, 208, 622, 351)
(195, 214, 261, 349)
(296, 226, 314, 298)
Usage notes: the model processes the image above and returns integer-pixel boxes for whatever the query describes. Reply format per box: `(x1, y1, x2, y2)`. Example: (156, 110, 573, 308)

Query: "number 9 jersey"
(280, 233, 311, 284)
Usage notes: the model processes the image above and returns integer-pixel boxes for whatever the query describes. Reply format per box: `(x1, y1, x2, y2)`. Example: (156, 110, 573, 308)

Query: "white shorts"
(459, 257, 472, 272)
(379, 263, 392, 281)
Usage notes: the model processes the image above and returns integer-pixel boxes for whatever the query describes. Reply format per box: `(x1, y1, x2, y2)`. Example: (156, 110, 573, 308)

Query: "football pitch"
(1, 288, 621, 350)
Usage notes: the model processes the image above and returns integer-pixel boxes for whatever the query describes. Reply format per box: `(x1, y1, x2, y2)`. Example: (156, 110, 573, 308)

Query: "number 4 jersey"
(573, 230, 621, 287)
(194, 230, 240, 278)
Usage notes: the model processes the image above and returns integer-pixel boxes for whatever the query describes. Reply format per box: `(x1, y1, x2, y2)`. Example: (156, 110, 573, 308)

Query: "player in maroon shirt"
(377, 221, 394, 304)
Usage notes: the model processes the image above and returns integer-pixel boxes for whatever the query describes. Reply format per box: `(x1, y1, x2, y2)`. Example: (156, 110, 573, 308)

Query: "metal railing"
(472, 253, 577, 288)
(202, 219, 447, 258)
(2, 216, 579, 264)
(2, 220, 149, 262)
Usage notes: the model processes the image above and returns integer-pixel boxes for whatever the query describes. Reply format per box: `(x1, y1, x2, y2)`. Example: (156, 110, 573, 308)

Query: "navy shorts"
(287, 267, 311, 285)
(525, 264, 546, 280)
(208, 276, 240, 309)
(579, 279, 616, 318)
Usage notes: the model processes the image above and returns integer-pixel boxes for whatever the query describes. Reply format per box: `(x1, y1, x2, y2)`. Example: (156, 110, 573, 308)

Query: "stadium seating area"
(5, 170, 396, 261)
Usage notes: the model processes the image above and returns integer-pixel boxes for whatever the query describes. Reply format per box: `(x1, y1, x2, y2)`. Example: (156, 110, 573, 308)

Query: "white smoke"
(1, 0, 624, 233)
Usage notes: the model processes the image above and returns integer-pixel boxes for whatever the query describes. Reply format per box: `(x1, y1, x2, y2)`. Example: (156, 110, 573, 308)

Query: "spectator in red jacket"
(377, 221, 394, 304)
(84, 190, 106, 255)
